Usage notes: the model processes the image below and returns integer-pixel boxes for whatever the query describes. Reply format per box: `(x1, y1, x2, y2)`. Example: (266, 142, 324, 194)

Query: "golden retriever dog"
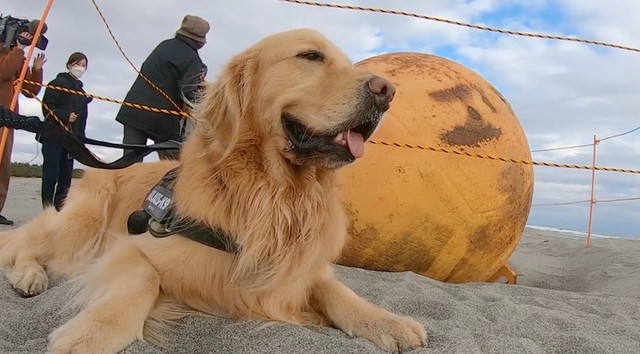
(0, 28, 427, 353)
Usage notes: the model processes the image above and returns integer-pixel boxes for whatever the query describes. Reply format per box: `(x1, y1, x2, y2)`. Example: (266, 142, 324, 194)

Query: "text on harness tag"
(143, 185, 174, 222)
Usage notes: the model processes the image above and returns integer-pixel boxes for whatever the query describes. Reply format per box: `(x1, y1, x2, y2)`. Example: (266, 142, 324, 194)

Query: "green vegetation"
(9, 162, 85, 178)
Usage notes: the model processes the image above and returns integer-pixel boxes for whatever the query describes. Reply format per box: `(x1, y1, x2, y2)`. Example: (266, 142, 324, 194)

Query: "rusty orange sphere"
(336, 52, 534, 283)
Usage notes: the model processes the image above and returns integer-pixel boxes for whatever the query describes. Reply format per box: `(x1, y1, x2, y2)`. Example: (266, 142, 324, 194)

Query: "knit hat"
(28, 19, 48, 35)
(176, 15, 209, 44)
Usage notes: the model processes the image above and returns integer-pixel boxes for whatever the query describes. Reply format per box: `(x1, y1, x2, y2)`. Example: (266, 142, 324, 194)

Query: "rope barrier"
(599, 126, 640, 142)
(15, 77, 640, 175)
(595, 196, 640, 204)
(531, 143, 594, 153)
(33, 94, 70, 134)
(532, 200, 591, 207)
(18, 79, 187, 117)
(367, 140, 640, 174)
(530, 125, 640, 153)
(89, 0, 189, 117)
(277, 0, 640, 54)
(532, 196, 640, 207)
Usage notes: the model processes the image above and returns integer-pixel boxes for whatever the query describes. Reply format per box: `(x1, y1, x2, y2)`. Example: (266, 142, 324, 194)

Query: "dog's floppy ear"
(194, 50, 256, 160)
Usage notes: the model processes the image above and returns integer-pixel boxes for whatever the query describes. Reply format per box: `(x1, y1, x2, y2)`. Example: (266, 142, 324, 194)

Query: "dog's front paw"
(352, 313, 427, 353)
(48, 321, 107, 354)
(47, 315, 134, 354)
(6, 260, 48, 297)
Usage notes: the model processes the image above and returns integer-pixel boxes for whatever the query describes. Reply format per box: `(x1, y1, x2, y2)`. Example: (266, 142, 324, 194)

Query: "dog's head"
(194, 28, 395, 170)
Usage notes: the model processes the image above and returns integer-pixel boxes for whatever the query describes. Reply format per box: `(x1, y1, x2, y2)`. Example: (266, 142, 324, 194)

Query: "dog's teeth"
(334, 132, 344, 142)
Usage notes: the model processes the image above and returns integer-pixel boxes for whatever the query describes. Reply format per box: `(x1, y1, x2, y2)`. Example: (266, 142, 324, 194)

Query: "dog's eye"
(297, 50, 325, 62)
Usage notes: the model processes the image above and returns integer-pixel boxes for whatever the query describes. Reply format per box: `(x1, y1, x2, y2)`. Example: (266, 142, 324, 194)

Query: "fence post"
(586, 134, 599, 248)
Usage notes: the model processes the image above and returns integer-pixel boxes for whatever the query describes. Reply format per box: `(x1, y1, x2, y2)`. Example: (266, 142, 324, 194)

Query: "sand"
(1, 178, 639, 354)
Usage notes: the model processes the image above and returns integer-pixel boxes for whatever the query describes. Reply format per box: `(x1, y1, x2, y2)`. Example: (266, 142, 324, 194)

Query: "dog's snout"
(368, 76, 396, 109)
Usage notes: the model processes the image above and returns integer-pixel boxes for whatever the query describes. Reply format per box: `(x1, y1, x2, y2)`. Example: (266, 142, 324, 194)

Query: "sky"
(4, 0, 640, 239)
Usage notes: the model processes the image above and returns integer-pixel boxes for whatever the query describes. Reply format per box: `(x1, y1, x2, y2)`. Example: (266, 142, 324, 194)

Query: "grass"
(9, 162, 84, 178)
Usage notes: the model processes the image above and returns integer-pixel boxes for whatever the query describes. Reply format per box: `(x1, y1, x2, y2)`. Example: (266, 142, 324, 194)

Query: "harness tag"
(143, 185, 174, 223)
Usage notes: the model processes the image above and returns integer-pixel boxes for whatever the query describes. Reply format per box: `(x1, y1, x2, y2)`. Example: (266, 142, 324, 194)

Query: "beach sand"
(1, 178, 639, 353)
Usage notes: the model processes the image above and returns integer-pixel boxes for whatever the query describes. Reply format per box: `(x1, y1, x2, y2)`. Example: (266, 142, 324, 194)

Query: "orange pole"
(586, 134, 598, 248)
(0, 0, 55, 164)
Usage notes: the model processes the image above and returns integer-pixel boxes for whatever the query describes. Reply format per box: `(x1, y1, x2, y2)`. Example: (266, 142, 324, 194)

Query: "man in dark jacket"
(115, 15, 209, 162)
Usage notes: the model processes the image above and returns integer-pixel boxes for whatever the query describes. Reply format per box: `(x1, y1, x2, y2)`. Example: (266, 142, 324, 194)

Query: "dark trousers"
(0, 127, 14, 213)
(122, 124, 180, 162)
(41, 139, 74, 211)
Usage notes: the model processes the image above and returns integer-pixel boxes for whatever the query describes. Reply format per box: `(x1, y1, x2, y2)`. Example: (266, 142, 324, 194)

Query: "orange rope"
(23, 88, 71, 134)
(18, 79, 187, 117)
(367, 140, 640, 174)
(89, 0, 188, 117)
(278, 0, 640, 54)
(12, 77, 640, 175)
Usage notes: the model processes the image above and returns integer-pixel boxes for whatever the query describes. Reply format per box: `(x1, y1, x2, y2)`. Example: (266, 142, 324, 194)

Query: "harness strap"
(128, 166, 239, 253)
(147, 215, 239, 252)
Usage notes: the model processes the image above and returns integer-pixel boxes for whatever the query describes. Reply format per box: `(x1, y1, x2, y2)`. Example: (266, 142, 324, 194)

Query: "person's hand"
(33, 53, 46, 71)
(69, 112, 78, 123)
(16, 32, 32, 50)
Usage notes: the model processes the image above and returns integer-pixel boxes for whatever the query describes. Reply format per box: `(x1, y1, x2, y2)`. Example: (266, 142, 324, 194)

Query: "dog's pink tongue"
(346, 129, 365, 158)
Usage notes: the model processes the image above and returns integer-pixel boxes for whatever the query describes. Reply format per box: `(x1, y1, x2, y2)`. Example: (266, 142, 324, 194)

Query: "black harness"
(127, 167, 239, 253)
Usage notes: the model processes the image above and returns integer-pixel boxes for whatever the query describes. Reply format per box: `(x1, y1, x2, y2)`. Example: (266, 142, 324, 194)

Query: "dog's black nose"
(368, 76, 396, 110)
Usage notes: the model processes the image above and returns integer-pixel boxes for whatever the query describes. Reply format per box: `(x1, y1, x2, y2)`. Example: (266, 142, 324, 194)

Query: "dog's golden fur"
(0, 28, 427, 353)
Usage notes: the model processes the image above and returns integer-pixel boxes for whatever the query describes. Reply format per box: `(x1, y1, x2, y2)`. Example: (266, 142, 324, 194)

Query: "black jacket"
(39, 72, 92, 141)
(115, 35, 206, 142)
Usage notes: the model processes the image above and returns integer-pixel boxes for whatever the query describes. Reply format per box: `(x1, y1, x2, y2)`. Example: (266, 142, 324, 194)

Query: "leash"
(0, 104, 181, 169)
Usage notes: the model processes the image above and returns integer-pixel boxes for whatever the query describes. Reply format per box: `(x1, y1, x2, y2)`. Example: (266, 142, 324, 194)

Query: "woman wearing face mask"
(38, 52, 92, 211)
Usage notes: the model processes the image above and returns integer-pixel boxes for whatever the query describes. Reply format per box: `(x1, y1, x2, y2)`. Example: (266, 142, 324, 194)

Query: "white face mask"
(69, 65, 86, 79)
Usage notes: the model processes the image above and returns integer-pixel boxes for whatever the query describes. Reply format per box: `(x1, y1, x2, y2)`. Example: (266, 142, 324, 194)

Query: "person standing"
(38, 52, 92, 211)
(115, 14, 209, 162)
(0, 25, 47, 225)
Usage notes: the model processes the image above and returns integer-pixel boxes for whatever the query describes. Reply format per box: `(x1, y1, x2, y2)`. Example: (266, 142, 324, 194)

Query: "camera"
(0, 14, 48, 51)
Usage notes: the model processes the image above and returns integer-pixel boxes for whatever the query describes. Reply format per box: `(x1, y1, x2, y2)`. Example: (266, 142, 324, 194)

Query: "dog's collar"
(127, 166, 239, 253)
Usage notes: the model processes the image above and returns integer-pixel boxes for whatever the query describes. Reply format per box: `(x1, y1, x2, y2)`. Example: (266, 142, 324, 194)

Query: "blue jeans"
(41, 139, 74, 210)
